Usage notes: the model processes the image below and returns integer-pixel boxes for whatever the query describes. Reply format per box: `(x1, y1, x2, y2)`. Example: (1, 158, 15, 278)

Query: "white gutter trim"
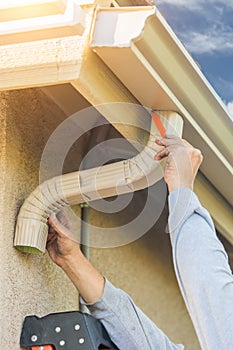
(14, 112, 183, 254)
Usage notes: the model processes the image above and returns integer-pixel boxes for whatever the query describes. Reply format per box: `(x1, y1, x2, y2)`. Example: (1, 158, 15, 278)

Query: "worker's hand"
(47, 211, 81, 269)
(155, 135, 203, 193)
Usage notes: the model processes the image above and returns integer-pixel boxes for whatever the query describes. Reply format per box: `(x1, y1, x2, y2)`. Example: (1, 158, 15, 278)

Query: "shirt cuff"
(79, 278, 122, 318)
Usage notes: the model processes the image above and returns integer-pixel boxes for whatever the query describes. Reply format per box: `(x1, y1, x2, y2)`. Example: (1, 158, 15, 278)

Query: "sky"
(155, 0, 233, 118)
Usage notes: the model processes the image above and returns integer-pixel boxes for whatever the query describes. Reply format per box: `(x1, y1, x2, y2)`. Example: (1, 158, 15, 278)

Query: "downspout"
(79, 203, 90, 313)
(14, 112, 183, 254)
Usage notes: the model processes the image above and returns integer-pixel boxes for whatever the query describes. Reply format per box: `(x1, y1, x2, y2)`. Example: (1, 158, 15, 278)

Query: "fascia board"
(0, 37, 82, 89)
(90, 6, 233, 207)
(0, 0, 85, 36)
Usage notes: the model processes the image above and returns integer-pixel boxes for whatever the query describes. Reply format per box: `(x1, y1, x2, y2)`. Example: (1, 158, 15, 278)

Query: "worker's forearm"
(61, 252, 105, 304)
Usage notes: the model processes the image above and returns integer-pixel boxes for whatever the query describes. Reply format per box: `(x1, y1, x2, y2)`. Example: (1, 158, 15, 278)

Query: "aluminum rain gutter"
(90, 6, 233, 208)
(14, 112, 183, 254)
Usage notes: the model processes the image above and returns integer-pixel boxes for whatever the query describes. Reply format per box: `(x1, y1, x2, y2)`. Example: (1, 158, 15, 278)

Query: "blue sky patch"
(156, 0, 233, 117)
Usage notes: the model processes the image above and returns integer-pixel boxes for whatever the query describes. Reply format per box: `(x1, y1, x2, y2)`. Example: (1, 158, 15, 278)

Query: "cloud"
(180, 29, 233, 55)
(156, 0, 201, 9)
(156, 0, 233, 54)
(155, 1, 233, 104)
(157, 0, 233, 10)
(226, 101, 233, 119)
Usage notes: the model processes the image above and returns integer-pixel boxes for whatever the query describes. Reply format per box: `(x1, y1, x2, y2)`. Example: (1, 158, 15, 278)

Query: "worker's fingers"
(48, 213, 57, 226)
(47, 230, 55, 240)
(48, 213, 71, 238)
(165, 134, 181, 140)
(155, 141, 183, 159)
(156, 136, 197, 153)
(154, 148, 170, 160)
(48, 225, 56, 234)
(155, 135, 183, 148)
(46, 232, 57, 247)
(155, 136, 198, 160)
(56, 210, 71, 230)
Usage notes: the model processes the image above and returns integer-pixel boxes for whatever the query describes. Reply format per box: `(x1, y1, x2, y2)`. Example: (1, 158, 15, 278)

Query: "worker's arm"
(81, 277, 184, 350)
(156, 136, 233, 350)
(47, 212, 105, 304)
(46, 135, 200, 350)
(47, 213, 183, 350)
(47, 135, 233, 349)
(168, 187, 233, 350)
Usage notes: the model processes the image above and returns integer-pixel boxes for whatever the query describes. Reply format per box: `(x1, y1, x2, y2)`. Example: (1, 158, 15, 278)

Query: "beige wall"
(0, 88, 200, 349)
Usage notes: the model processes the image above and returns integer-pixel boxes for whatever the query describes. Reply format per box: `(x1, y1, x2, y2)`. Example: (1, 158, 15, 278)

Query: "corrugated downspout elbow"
(14, 112, 183, 254)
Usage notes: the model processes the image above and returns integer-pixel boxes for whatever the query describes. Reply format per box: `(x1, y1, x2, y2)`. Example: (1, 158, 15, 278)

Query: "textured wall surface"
(0, 89, 80, 349)
(0, 88, 201, 349)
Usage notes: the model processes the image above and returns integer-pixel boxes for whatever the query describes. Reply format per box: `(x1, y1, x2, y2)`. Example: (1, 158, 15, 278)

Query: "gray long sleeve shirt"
(84, 188, 233, 349)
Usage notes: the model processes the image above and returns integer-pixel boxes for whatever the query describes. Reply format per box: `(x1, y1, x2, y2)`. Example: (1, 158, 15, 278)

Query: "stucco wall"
(0, 88, 200, 349)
